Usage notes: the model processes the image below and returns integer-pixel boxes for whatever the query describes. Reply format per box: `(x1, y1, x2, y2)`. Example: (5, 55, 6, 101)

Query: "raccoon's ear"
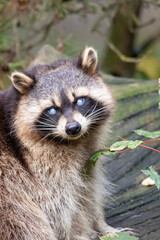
(10, 72, 34, 94)
(79, 47, 98, 74)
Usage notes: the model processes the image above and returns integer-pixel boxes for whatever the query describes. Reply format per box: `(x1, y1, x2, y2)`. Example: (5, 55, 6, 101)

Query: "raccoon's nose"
(65, 122, 81, 136)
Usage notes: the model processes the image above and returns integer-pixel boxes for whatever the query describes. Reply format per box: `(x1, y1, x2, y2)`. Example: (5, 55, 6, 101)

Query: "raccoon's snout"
(65, 122, 81, 136)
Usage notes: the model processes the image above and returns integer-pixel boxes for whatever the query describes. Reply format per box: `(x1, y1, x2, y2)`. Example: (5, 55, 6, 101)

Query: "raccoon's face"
(11, 47, 115, 143)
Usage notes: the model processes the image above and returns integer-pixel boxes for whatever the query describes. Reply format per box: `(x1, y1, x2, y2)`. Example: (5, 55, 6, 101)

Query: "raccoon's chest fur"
(24, 140, 95, 238)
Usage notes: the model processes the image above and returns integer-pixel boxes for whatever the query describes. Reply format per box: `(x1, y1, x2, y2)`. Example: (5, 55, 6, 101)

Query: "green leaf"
(110, 140, 143, 151)
(127, 140, 143, 149)
(90, 149, 116, 162)
(110, 141, 129, 150)
(142, 166, 160, 190)
(134, 129, 160, 138)
(84, 149, 116, 175)
(100, 232, 139, 240)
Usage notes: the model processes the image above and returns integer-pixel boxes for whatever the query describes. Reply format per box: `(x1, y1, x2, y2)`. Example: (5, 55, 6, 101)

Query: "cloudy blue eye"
(48, 107, 56, 115)
(76, 97, 85, 106)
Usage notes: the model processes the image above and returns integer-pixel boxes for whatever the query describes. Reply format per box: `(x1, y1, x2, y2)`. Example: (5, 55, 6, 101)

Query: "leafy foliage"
(142, 166, 160, 190)
(100, 232, 139, 240)
(85, 129, 160, 191)
(110, 140, 143, 151)
(84, 149, 116, 175)
(84, 139, 143, 175)
(134, 129, 160, 138)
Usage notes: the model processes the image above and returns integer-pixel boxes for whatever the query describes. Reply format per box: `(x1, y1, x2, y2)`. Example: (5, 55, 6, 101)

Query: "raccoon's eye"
(48, 107, 56, 115)
(76, 97, 85, 106)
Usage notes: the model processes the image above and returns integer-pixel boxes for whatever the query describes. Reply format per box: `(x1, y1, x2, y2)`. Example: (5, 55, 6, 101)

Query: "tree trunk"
(102, 1, 142, 77)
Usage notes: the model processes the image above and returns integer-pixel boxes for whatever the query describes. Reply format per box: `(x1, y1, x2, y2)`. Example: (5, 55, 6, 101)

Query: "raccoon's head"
(11, 47, 115, 144)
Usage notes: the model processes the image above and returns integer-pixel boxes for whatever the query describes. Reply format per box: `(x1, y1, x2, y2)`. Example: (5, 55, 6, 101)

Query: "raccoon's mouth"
(52, 132, 83, 144)
(66, 133, 82, 140)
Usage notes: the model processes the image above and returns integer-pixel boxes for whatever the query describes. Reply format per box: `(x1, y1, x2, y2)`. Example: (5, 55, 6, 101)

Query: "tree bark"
(102, 1, 142, 77)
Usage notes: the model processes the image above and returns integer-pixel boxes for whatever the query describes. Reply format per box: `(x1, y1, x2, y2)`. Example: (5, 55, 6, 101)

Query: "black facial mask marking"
(35, 108, 60, 135)
(75, 96, 109, 123)
(35, 95, 109, 140)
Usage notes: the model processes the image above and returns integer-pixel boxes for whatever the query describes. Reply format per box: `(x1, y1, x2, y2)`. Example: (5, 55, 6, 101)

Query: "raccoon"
(0, 47, 121, 240)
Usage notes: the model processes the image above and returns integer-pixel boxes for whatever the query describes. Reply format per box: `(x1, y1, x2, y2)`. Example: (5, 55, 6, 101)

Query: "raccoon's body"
(0, 47, 119, 240)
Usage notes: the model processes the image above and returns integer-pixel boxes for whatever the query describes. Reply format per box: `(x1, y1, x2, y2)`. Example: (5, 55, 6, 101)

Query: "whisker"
(90, 107, 106, 115)
(35, 124, 56, 128)
(89, 111, 105, 117)
(38, 116, 53, 124)
(84, 101, 98, 117)
(86, 106, 107, 118)
(90, 113, 106, 119)
(36, 120, 56, 128)
(47, 132, 64, 144)
(86, 111, 106, 121)
(43, 112, 58, 124)
(39, 132, 53, 143)
(89, 117, 105, 122)
(36, 128, 53, 131)
(91, 106, 107, 114)
(86, 101, 98, 118)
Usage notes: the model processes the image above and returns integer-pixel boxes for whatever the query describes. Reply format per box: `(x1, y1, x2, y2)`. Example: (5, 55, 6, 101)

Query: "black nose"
(65, 122, 81, 136)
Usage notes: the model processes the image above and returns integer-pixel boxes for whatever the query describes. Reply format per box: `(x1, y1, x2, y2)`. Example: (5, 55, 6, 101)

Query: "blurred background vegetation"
(0, 0, 160, 89)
